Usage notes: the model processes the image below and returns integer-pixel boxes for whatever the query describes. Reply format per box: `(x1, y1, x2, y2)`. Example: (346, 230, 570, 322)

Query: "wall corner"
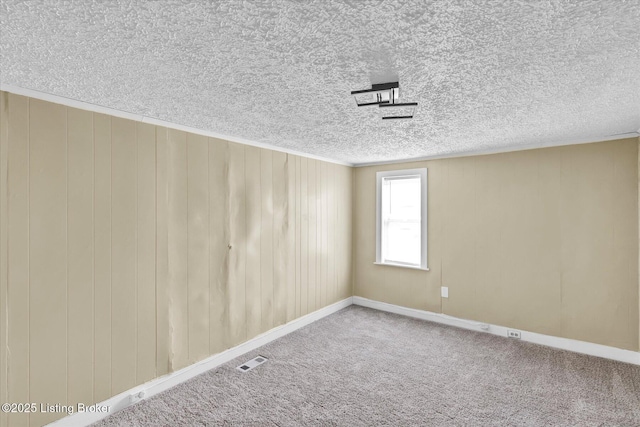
(350, 166, 356, 297)
(0, 90, 9, 427)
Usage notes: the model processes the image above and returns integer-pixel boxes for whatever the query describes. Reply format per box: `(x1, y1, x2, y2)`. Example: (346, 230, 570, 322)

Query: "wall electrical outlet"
(130, 390, 146, 404)
(507, 330, 521, 339)
(441, 287, 449, 298)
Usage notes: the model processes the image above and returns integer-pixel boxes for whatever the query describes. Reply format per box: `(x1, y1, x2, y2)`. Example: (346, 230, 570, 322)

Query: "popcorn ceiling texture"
(1, 0, 639, 164)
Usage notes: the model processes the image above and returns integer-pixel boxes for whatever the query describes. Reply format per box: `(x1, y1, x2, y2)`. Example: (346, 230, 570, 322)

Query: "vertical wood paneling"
(324, 162, 329, 305)
(0, 92, 356, 421)
(339, 166, 353, 299)
(187, 133, 210, 363)
(473, 155, 510, 327)
(272, 151, 287, 327)
(319, 162, 327, 308)
(340, 166, 353, 299)
(93, 113, 112, 401)
(294, 156, 301, 319)
(300, 157, 308, 316)
(315, 161, 322, 308)
(155, 128, 170, 376)
(612, 142, 639, 349)
(347, 166, 354, 298)
(531, 150, 562, 332)
(0, 91, 8, 427)
(260, 149, 274, 333)
(327, 163, 335, 304)
(209, 138, 230, 354)
(110, 118, 137, 394)
(136, 123, 156, 382)
(67, 107, 94, 408)
(29, 99, 67, 427)
(6, 94, 29, 427)
(286, 154, 296, 322)
(441, 158, 477, 319)
(424, 161, 444, 313)
(167, 129, 188, 370)
(336, 165, 344, 299)
(228, 143, 247, 346)
(500, 152, 561, 333)
(244, 146, 262, 339)
(307, 159, 317, 313)
(353, 140, 636, 350)
(337, 165, 344, 299)
(560, 144, 623, 346)
(5, 90, 640, 414)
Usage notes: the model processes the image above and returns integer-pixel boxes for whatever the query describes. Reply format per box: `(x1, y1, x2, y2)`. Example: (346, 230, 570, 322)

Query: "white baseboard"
(47, 297, 353, 427)
(352, 296, 640, 366)
(46, 294, 639, 426)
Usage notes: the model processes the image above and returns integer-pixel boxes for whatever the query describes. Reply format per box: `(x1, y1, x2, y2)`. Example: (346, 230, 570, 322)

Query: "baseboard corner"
(46, 297, 353, 427)
(352, 296, 640, 366)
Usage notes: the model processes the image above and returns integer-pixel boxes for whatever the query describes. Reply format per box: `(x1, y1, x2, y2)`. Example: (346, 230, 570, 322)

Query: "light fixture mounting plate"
(350, 82, 399, 107)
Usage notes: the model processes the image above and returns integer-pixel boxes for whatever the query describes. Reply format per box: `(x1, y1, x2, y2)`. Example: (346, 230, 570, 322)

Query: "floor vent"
(236, 356, 268, 372)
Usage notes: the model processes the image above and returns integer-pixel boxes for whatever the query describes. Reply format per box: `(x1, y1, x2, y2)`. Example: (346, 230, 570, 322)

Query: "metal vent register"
(236, 356, 268, 372)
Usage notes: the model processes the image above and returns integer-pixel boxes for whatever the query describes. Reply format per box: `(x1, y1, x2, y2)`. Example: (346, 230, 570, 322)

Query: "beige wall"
(0, 89, 637, 427)
(354, 138, 639, 352)
(0, 92, 353, 427)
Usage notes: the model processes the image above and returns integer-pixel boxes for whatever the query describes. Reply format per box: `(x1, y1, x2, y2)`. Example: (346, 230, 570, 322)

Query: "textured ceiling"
(1, 1, 639, 164)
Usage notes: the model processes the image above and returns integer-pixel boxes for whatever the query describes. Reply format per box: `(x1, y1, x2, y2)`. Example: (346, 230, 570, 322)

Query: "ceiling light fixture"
(351, 81, 417, 119)
(380, 102, 418, 120)
(351, 82, 399, 107)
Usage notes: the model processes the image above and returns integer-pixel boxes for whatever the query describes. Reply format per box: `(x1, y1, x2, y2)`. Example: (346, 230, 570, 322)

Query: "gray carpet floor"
(94, 306, 640, 426)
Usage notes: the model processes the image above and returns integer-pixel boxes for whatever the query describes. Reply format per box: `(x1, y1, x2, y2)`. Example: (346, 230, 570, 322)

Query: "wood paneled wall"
(0, 92, 353, 427)
(354, 138, 639, 352)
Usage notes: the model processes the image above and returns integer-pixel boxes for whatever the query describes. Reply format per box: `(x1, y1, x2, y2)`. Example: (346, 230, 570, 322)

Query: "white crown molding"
(3, 84, 634, 169)
(45, 297, 353, 427)
(354, 132, 640, 167)
(352, 296, 640, 366)
(0, 83, 354, 167)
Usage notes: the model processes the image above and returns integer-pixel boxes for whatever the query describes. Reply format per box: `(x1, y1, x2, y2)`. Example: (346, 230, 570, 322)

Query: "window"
(376, 168, 427, 270)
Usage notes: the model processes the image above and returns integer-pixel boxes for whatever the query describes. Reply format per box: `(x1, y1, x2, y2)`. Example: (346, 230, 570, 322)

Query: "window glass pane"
(386, 177, 420, 221)
(384, 221, 421, 265)
(381, 175, 421, 265)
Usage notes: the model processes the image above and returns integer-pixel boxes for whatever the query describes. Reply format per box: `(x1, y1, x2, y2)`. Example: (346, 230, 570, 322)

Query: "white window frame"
(375, 168, 428, 270)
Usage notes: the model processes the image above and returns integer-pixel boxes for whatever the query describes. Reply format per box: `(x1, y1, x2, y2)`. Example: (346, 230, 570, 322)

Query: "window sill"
(373, 262, 429, 271)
